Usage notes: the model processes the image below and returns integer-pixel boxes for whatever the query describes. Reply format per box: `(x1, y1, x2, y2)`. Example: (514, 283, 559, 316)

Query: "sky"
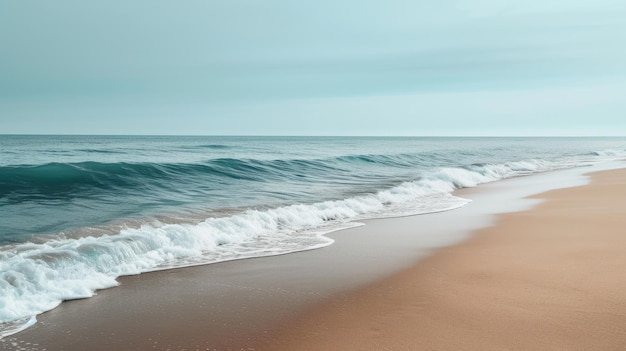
(1, 0, 625, 136)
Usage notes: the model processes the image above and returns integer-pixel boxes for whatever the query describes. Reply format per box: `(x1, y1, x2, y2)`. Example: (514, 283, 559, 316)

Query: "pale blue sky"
(1, 0, 625, 135)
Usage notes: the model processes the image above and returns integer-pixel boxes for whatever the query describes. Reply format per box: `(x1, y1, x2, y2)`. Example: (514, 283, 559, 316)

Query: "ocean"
(1, 135, 625, 337)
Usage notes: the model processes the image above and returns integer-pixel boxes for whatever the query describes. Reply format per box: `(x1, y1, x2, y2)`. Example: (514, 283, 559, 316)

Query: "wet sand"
(267, 169, 626, 350)
(2, 165, 623, 350)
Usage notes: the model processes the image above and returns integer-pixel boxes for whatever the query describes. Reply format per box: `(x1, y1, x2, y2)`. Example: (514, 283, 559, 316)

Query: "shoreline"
(1, 163, 623, 350)
(264, 168, 626, 350)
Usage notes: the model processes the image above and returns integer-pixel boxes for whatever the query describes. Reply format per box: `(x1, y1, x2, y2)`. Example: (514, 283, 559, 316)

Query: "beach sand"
(264, 168, 626, 350)
(2, 167, 625, 350)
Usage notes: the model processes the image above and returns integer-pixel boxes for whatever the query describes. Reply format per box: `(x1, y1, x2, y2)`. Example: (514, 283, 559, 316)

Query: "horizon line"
(0, 134, 624, 138)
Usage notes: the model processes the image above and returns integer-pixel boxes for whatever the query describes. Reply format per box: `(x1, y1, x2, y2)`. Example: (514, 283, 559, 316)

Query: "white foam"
(0, 181, 469, 330)
(1, 150, 624, 337)
(0, 316, 36, 340)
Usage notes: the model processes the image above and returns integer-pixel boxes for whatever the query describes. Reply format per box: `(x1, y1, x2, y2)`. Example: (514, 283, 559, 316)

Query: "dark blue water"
(0, 135, 625, 336)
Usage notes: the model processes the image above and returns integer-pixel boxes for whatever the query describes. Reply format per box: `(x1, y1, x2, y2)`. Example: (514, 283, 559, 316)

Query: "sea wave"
(1, 148, 625, 337)
(2, 148, 624, 201)
(592, 149, 624, 157)
(0, 176, 468, 337)
(0, 157, 381, 199)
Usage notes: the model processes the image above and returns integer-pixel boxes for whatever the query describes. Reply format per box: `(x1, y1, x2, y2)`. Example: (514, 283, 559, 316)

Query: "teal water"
(0, 135, 625, 336)
(2, 135, 624, 244)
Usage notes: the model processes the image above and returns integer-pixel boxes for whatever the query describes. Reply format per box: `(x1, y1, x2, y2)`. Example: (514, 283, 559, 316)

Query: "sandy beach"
(2, 166, 625, 350)
(4, 0, 626, 349)
(266, 168, 626, 350)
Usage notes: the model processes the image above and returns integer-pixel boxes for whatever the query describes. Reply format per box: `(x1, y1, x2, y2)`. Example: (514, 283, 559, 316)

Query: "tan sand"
(264, 169, 626, 350)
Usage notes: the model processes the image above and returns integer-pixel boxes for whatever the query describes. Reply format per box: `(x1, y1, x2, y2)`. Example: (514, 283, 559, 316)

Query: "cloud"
(1, 0, 625, 135)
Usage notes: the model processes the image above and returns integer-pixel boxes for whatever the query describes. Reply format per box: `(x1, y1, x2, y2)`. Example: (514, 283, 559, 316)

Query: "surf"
(1, 135, 625, 337)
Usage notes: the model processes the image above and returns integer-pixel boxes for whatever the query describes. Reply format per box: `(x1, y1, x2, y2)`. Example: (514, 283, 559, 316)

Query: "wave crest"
(1, 147, 625, 337)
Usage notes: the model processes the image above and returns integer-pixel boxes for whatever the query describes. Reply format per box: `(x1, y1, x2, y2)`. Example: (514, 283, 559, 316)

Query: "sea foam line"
(1, 152, 625, 338)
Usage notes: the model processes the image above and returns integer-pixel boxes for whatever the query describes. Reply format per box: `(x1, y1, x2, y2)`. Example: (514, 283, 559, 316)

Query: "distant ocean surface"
(1, 135, 625, 337)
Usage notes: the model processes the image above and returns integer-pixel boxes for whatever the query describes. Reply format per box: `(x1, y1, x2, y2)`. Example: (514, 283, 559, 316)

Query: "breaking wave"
(1, 145, 625, 338)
